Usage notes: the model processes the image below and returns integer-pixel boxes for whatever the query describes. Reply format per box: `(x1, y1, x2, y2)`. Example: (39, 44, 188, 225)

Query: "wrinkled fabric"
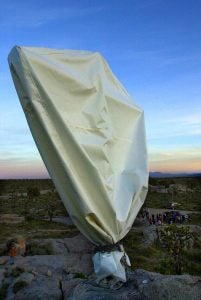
(8, 46, 148, 245)
(93, 251, 127, 283)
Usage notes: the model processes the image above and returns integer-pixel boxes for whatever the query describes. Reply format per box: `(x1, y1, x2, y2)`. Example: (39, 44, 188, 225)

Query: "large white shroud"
(8, 46, 148, 245)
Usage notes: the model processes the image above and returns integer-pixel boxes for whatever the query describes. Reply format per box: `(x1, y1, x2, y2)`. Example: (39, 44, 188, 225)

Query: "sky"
(0, 0, 201, 179)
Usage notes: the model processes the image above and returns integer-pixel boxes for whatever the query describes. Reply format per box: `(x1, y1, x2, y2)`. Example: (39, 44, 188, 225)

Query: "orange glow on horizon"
(149, 160, 201, 174)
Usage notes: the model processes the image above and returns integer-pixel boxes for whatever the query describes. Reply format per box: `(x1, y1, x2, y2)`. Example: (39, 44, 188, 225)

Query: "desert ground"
(0, 177, 200, 299)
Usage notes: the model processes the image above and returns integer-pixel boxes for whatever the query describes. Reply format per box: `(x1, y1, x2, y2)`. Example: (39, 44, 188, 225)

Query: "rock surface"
(50, 233, 95, 255)
(0, 233, 200, 300)
(143, 225, 158, 245)
(0, 214, 25, 224)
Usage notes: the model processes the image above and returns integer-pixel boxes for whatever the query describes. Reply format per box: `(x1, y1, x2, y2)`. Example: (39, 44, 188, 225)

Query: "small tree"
(38, 192, 59, 222)
(24, 187, 40, 218)
(160, 225, 193, 274)
(46, 192, 56, 222)
(27, 187, 40, 199)
(9, 189, 18, 211)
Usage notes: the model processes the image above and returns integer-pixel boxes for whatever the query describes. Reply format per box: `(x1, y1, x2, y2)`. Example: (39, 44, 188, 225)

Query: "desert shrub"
(74, 272, 86, 279)
(0, 283, 9, 300)
(27, 241, 53, 255)
(13, 281, 28, 294)
(11, 267, 25, 277)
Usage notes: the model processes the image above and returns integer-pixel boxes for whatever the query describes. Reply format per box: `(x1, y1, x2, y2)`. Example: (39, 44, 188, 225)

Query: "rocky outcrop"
(0, 233, 200, 299)
(0, 214, 25, 224)
(130, 269, 201, 300)
(143, 225, 158, 245)
(14, 274, 62, 300)
(50, 233, 95, 255)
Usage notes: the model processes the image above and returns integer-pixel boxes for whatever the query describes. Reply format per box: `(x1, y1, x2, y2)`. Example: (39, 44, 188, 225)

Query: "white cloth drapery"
(8, 46, 148, 246)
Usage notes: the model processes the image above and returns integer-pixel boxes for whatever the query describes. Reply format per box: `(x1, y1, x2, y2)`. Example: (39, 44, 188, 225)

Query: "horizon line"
(0, 171, 201, 180)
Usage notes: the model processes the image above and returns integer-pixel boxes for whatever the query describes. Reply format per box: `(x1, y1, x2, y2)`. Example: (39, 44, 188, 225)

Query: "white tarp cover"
(8, 46, 148, 246)
(93, 250, 131, 283)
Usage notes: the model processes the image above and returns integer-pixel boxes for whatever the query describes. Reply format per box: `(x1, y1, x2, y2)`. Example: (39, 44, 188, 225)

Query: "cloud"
(148, 146, 201, 173)
(0, 156, 48, 179)
(149, 146, 201, 160)
(168, 112, 201, 126)
(0, 73, 10, 81)
(116, 48, 201, 69)
(0, 109, 40, 164)
(147, 109, 201, 141)
(148, 126, 201, 141)
(0, 3, 105, 28)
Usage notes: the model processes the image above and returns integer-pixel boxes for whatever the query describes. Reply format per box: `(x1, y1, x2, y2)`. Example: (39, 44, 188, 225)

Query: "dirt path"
(146, 207, 201, 215)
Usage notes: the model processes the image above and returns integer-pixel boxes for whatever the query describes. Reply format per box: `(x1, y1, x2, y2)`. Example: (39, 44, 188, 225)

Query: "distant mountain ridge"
(149, 172, 201, 178)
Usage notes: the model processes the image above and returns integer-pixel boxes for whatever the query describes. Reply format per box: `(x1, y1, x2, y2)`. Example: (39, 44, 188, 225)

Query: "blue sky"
(1, 0, 201, 178)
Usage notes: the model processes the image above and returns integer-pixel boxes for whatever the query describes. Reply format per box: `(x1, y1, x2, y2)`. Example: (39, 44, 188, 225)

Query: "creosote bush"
(0, 283, 9, 300)
(13, 281, 28, 294)
(27, 240, 54, 255)
(11, 266, 25, 277)
(74, 272, 86, 279)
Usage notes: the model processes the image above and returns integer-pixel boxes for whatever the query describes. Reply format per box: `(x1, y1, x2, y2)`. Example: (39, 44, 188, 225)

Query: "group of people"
(140, 209, 191, 226)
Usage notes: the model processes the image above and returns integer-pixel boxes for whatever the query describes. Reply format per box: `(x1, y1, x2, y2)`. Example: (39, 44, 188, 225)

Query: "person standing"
(8, 242, 17, 265)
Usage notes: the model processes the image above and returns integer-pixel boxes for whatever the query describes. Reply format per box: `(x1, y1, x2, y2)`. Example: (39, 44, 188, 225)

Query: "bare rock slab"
(132, 269, 201, 300)
(50, 233, 95, 255)
(13, 254, 93, 276)
(0, 268, 5, 289)
(14, 275, 62, 300)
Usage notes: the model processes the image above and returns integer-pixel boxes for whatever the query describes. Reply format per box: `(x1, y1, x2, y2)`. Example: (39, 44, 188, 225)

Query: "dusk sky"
(1, 0, 201, 179)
